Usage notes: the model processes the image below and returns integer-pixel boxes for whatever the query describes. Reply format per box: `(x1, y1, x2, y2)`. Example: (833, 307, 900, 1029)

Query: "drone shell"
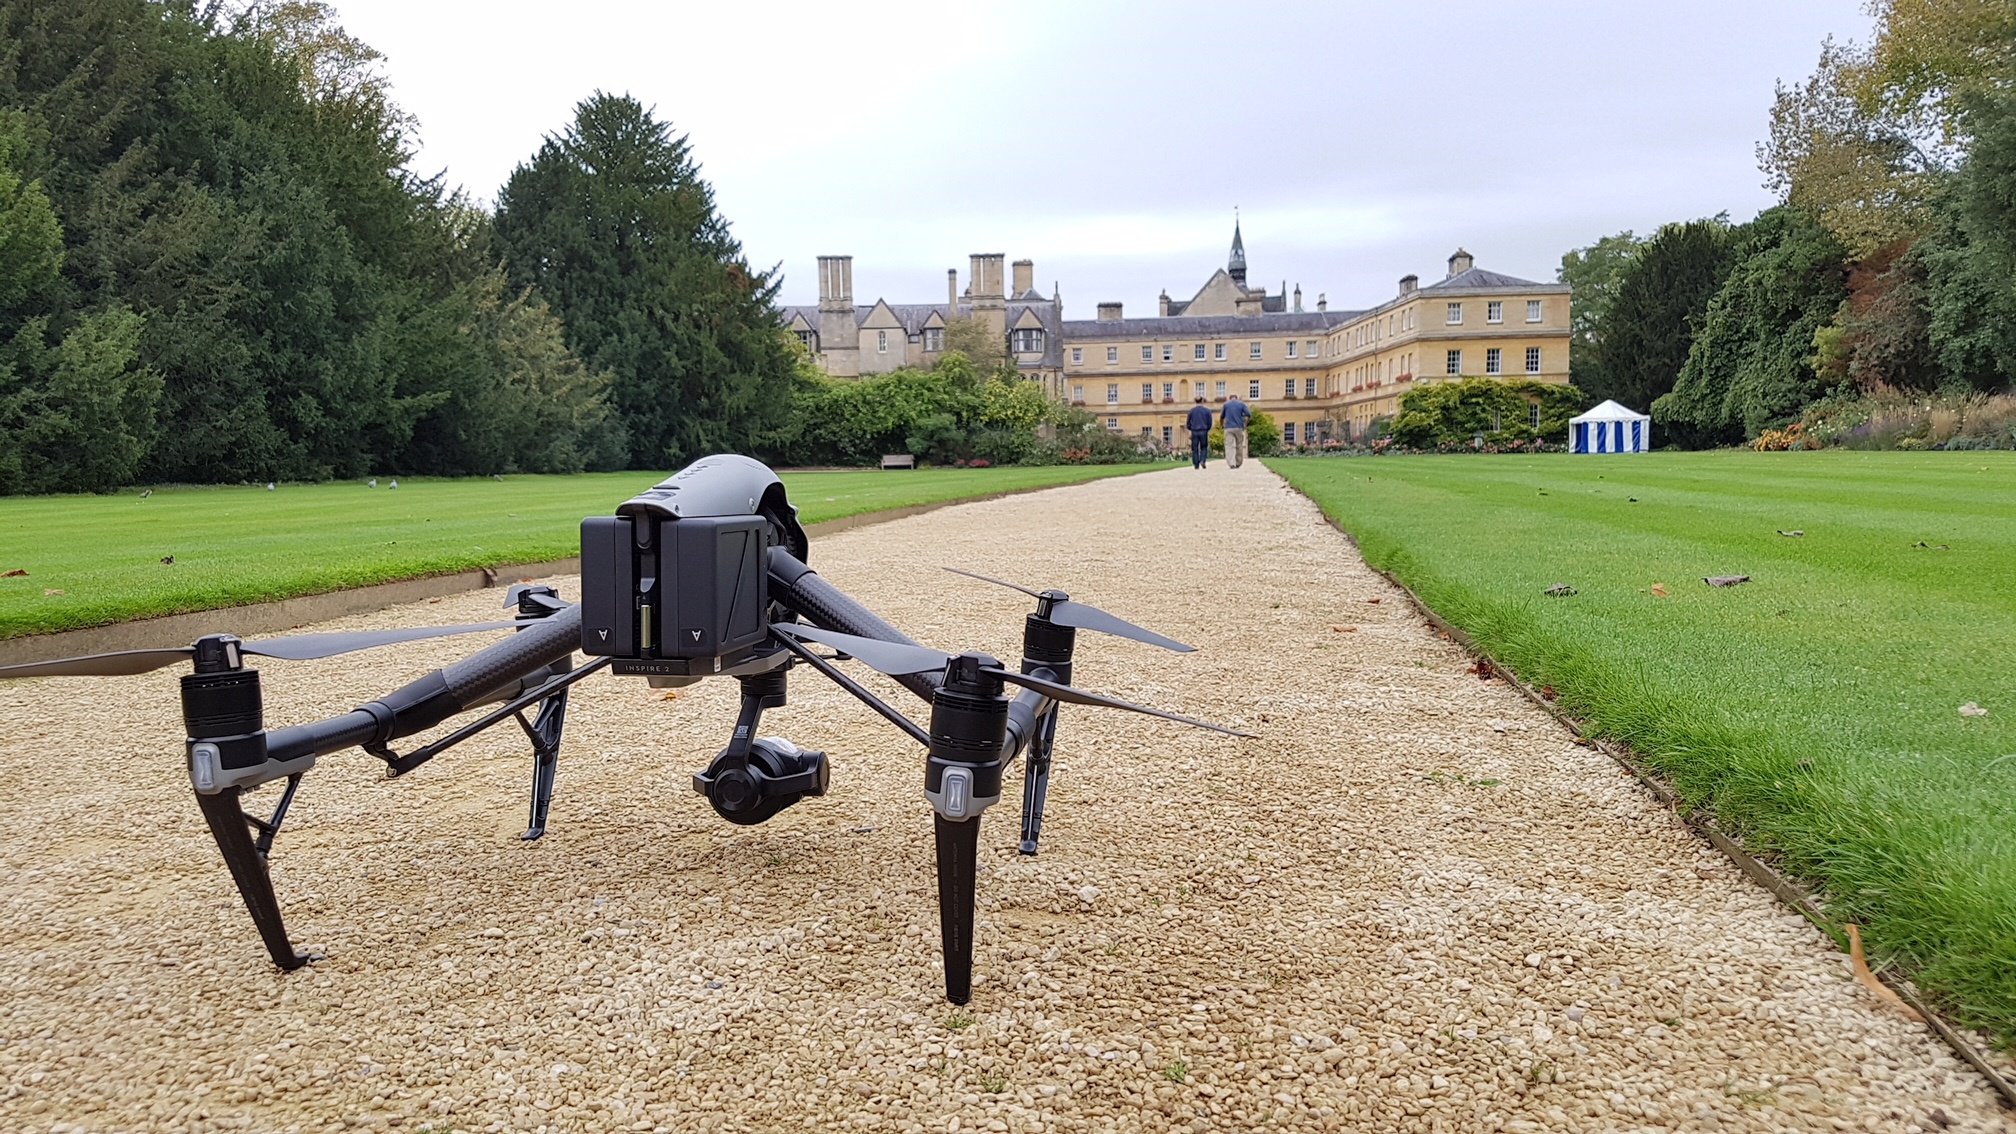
(617, 454, 808, 562)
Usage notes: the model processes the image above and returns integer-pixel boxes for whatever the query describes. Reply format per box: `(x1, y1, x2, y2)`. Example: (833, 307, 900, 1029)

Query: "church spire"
(1228, 210, 1247, 286)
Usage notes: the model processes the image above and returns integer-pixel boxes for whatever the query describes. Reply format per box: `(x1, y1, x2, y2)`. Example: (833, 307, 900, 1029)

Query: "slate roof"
(1421, 267, 1550, 290)
(1060, 310, 1363, 339)
(780, 300, 1065, 369)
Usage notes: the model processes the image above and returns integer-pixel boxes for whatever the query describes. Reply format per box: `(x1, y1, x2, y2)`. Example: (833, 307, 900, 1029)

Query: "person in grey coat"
(1220, 394, 1252, 468)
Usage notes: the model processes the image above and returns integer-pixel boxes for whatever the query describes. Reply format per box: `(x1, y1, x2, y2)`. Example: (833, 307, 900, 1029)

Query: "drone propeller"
(773, 623, 1252, 738)
(0, 620, 524, 680)
(942, 567, 1193, 653)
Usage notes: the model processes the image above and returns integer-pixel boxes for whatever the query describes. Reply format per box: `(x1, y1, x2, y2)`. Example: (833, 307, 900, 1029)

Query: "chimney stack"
(969, 254, 1005, 308)
(1446, 249, 1473, 277)
(1317, 293, 1327, 312)
(947, 268, 958, 308)
(1399, 274, 1419, 297)
(1011, 258, 1033, 296)
(817, 255, 854, 312)
(1158, 290, 1171, 317)
(1096, 302, 1124, 321)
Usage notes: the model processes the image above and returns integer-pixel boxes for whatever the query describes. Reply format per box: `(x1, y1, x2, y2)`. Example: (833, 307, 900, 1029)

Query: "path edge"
(1270, 465, 2016, 1111)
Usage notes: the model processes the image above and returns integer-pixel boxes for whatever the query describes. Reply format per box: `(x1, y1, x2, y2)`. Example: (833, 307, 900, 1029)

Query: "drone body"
(0, 456, 1248, 1003)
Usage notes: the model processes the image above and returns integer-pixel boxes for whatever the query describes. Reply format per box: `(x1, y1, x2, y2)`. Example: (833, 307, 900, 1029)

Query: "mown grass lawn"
(0, 465, 1154, 638)
(1271, 450, 2016, 1040)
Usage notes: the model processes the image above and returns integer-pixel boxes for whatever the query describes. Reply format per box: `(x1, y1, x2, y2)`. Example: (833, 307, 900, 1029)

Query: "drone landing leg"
(516, 689, 569, 840)
(934, 814, 981, 1004)
(193, 785, 314, 971)
(1018, 711, 1058, 856)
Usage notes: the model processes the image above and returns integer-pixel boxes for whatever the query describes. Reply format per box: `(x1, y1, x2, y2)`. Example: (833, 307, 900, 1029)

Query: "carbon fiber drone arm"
(261, 606, 584, 766)
(767, 549, 942, 704)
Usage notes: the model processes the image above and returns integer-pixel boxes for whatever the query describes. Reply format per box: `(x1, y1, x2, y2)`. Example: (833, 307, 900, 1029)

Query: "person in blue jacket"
(1185, 396, 1213, 469)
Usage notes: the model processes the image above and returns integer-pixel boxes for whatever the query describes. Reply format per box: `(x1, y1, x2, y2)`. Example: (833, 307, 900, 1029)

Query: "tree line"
(0, 0, 793, 493)
(1561, 0, 2014, 448)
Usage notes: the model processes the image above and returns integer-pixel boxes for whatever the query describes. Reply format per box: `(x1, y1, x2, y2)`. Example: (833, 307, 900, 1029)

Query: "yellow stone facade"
(786, 232, 1572, 447)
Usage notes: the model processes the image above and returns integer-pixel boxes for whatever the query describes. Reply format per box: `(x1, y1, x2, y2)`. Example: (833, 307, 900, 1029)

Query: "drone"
(0, 455, 1251, 1004)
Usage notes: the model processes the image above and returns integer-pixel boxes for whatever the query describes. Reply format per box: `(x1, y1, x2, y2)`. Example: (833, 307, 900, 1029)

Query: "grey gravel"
(0, 465, 2010, 1133)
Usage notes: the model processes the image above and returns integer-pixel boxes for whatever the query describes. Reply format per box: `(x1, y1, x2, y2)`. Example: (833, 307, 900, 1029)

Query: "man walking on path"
(1221, 393, 1251, 468)
(1185, 396, 1213, 469)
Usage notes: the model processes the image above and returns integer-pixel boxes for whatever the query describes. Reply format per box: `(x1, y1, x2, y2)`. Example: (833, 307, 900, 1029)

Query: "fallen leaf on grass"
(1650, 583, 1669, 597)
(1958, 702, 1987, 718)
(42, 588, 64, 596)
(1539, 685, 1558, 702)
(1543, 584, 1577, 597)
(1777, 530, 1804, 537)
(160, 555, 174, 565)
(1912, 541, 1950, 551)
(1844, 923, 1924, 1023)
(1, 568, 25, 577)
(1704, 575, 1751, 587)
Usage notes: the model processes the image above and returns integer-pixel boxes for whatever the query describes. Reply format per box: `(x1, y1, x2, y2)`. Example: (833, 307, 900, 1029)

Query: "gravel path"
(0, 465, 2009, 1134)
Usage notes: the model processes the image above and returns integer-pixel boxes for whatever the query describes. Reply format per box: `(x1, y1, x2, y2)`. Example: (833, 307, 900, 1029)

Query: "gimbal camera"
(0, 455, 1249, 1003)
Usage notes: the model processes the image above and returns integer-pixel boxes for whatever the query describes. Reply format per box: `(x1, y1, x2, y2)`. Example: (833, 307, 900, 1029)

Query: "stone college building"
(782, 223, 1571, 446)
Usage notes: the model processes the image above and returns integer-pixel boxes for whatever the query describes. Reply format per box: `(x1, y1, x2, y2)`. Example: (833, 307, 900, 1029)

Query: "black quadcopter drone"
(0, 455, 1250, 1004)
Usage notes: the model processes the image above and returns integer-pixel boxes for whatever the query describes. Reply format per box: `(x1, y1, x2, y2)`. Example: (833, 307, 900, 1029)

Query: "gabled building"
(781, 253, 1065, 395)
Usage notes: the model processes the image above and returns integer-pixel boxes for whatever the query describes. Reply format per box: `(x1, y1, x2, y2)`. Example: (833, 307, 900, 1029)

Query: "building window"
(1072, 384, 1084, 402)
(1446, 349, 1461, 375)
(1304, 377, 1317, 397)
(1249, 380, 1261, 399)
(1485, 348, 1502, 375)
(1249, 341, 1262, 359)
(1531, 403, 1542, 430)
(1162, 382, 1174, 400)
(1305, 340, 1318, 357)
(1141, 383, 1154, 403)
(1286, 341, 1299, 359)
(1214, 342, 1227, 361)
(1070, 346, 1082, 363)
(1013, 328, 1043, 353)
(1162, 345, 1173, 362)
(1106, 383, 1119, 404)
(1215, 380, 1226, 398)
(1106, 416, 1119, 431)
(1487, 301, 1503, 324)
(1162, 425, 1173, 446)
(1527, 299, 1543, 323)
(877, 330, 889, 353)
(1526, 346, 1542, 374)
(795, 330, 817, 350)
(1283, 421, 1296, 445)
(1106, 346, 1118, 363)
(1446, 302, 1463, 325)
(1193, 344, 1206, 361)
(1284, 379, 1296, 398)
(1142, 345, 1154, 362)
(1141, 426, 1153, 438)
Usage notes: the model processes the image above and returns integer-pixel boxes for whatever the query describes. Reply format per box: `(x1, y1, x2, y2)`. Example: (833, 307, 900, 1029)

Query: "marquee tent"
(1570, 400, 1651, 453)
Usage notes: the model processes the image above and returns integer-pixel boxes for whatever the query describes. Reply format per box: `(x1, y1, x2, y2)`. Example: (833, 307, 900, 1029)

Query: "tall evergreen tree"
(494, 93, 793, 468)
(1582, 218, 1738, 415)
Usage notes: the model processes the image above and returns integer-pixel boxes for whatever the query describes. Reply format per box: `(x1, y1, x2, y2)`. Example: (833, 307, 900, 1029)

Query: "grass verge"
(0, 465, 1155, 638)
(1269, 450, 2016, 1044)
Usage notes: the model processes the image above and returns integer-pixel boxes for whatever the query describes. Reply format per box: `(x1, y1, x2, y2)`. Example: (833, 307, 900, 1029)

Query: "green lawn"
(1270, 450, 2016, 1041)
(0, 465, 1153, 639)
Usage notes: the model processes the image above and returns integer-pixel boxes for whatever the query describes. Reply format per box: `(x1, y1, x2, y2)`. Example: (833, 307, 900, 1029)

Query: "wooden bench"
(880, 454, 916, 470)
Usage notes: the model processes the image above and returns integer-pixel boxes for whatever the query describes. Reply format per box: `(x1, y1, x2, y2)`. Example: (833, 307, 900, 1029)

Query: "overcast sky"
(328, 0, 1869, 320)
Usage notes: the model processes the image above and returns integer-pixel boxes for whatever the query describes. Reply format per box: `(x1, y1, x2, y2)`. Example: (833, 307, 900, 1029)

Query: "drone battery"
(579, 515, 638, 657)
(657, 515, 769, 660)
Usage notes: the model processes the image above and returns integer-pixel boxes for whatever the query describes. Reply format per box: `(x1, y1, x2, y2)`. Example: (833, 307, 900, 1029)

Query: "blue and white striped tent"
(1570, 400, 1651, 454)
